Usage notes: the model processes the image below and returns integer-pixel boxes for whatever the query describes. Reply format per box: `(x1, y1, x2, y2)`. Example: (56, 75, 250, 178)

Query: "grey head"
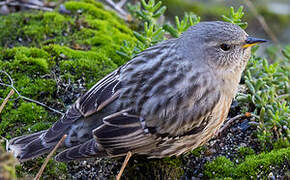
(180, 21, 267, 73)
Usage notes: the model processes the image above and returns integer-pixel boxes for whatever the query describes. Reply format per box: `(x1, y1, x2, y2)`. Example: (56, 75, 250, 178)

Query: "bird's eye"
(220, 44, 231, 51)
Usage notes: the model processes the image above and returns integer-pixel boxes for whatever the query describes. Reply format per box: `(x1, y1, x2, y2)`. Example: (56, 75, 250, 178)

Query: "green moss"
(44, 44, 118, 88)
(0, 0, 136, 65)
(8, 102, 48, 124)
(237, 147, 255, 158)
(204, 147, 290, 178)
(235, 147, 289, 177)
(204, 156, 235, 178)
(0, 102, 53, 138)
(273, 139, 289, 150)
(189, 146, 206, 157)
(16, 158, 67, 179)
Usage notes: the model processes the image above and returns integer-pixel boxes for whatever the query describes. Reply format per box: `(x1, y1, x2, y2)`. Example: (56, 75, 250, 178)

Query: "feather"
(93, 110, 157, 156)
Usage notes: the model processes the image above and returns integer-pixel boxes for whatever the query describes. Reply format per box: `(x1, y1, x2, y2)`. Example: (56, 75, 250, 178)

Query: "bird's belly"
(146, 96, 232, 158)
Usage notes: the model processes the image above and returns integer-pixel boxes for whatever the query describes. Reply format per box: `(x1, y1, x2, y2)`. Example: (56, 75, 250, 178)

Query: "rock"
(268, 172, 275, 180)
(0, 5, 10, 15)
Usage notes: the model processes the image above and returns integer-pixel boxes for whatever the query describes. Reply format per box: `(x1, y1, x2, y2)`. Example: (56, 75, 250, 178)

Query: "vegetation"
(204, 147, 289, 178)
(237, 46, 289, 149)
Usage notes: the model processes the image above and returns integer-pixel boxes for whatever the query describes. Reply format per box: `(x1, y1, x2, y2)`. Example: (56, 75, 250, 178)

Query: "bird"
(7, 21, 267, 162)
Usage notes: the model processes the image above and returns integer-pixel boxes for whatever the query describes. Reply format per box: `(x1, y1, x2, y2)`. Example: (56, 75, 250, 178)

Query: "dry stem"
(0, 70, 64, 115)
(0, 89, 14, 114)
(0, 0, 53, 11)
(102, 0, 130, 21)
(216, 113, 250, 137)
(116, 151, 132, 180)
(34, 134, 67, 180)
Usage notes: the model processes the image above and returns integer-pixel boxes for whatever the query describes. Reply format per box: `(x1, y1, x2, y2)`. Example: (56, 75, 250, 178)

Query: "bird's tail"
(7, 130, 58, 162)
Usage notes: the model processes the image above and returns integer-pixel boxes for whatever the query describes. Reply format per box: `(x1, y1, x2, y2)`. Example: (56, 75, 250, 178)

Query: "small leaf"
(163, 24, 179, 38)
(134, 31, 146, 43)
(151, 1, 162, 12)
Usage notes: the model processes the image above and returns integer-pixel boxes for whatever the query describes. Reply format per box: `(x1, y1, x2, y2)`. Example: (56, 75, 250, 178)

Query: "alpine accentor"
(8, 21, 267, 162)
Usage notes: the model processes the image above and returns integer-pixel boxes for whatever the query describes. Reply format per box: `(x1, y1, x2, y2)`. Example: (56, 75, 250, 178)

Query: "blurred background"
(1, 0, 289, 45)
(160, 0, 290, 45)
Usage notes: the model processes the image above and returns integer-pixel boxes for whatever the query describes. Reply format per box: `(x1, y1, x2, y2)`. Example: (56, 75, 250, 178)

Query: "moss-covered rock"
(0, 146, 17, 180)
(204, 156, 235, 178)
(0, 0, 135, 65)
(0, 0, 136, 178)
(204, 147, 290, 178)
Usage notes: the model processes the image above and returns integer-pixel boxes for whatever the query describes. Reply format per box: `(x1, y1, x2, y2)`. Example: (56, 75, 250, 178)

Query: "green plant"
(204, 156, 235, 178)
(237, 147, 255, 159)
(163, 12, 200, 38)
(236, 46, 289, 148)
(204, 147, 290, 178)
(117, 0, 200, 59)
(221, 6, 248, 29)
(128, 0, 166, 24)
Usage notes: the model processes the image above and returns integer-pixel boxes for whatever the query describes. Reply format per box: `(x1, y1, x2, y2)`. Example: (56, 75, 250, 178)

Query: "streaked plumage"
(7, 21, 266, 162)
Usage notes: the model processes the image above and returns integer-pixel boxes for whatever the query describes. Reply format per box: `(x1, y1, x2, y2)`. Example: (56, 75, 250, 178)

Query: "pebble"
(268, 172, 275, 180)
(59, 4, 71, 14)
(0, 5, 9, 15)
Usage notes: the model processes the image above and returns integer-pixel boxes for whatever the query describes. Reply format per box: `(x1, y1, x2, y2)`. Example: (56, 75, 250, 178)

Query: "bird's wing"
(55, 109, 157, 161)
(92, 109, 157, 156)
(43, 67, 123, 144)
(76, 68, 122, 117)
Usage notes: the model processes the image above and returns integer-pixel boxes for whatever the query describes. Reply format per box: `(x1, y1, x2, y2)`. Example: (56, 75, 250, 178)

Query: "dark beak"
(243, 37, 268, 48)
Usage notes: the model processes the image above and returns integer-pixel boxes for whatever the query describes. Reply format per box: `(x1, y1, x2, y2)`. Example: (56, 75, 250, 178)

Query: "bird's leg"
(215, 112, 251, 137)
(116, 151, 132, 180)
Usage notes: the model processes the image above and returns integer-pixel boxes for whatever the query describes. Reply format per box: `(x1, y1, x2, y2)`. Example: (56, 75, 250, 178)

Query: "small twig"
(102, 0, 129, 20)
(118, 0, 127, 8)
(216, 113, 251, 137)
(21, 96, 64, 115)
(0, 0, 13, 6)
(0, 89, 14, 114)
(34, 134, 67, 180)
(116, 151, 132, 180)
(244, 0, 279, 44)
(0, 70, 64, 115)
(8, 1, 53, 11)
(277, 94, 289, 99)
(0, 88, 13, 151)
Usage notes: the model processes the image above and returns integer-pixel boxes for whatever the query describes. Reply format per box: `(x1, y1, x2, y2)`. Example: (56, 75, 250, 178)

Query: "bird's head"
(181, 21, 267, 72)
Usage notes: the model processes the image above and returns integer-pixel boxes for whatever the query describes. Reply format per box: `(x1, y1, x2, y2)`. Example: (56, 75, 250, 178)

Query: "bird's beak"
(243, 37, 268, 48)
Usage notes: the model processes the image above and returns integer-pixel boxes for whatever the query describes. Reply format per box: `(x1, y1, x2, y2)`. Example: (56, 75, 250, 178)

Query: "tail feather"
(7, 104, 83, 162)
(8, 130, 46, 146)
(7, 130, 57, 162)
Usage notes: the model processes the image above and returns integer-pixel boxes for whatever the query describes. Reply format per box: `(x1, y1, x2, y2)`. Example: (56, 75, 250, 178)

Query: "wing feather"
(93, 110, 157, 156)
(76, 69, 122, 117)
